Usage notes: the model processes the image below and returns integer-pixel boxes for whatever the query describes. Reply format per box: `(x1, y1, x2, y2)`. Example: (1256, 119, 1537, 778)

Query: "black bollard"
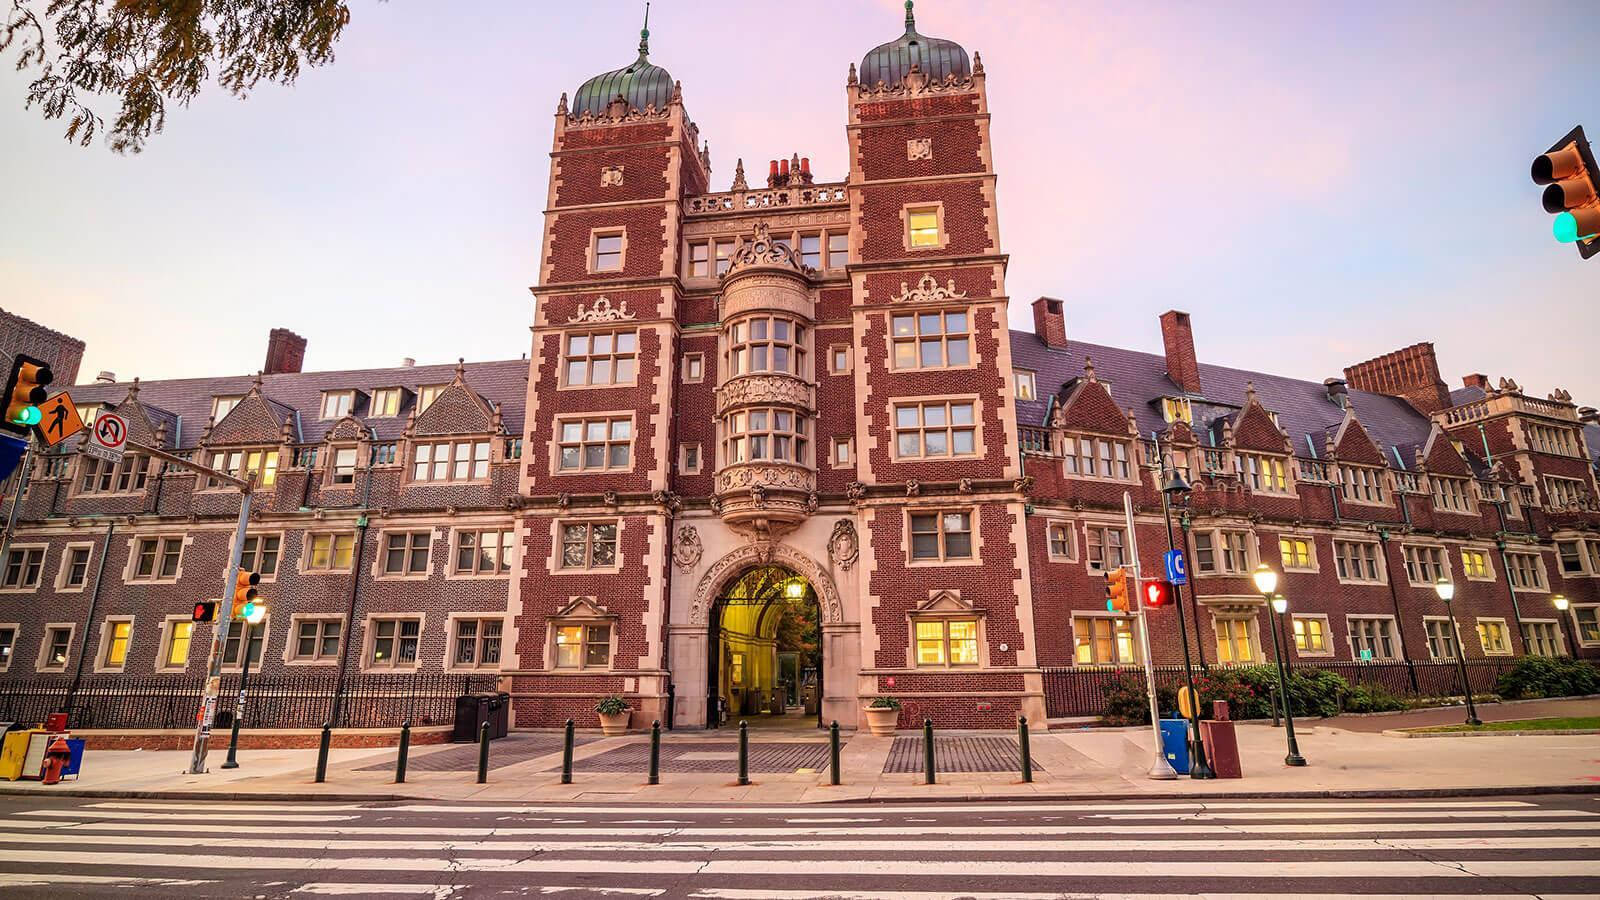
(737, 720, 749, 786)
(648, 719, 661, 785)
(314, 722, 332, 784)
(1018, 715, 1033, 783)
(395, 720, 411, 784)
(561, 718, 575, 785)
(922, 718, 936, 785)
(477, 721, 490, 784)
(829, 720, 841, 786)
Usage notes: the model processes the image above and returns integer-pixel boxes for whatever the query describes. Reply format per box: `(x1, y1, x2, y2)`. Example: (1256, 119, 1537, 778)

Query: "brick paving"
(354, 733, 594, 773)
(883, 735, 1037, 774)
(579, 741, 830, 774)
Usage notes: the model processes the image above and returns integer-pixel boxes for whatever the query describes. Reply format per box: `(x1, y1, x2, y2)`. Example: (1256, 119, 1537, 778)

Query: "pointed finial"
(1245, 381, 1258, 404)
(127, 377, 140, 401)
(455, 357, 467, 381)
(904, 0, 916, 33)
(731, 157, 748, 191)
(639, 2, 651, 57)
(847, 62, 858, 86)
(556, 92, 568, 116)
(252, 370, 263, 389)
(972, 51, 984, 75)
(1083, 356, 1097, 381)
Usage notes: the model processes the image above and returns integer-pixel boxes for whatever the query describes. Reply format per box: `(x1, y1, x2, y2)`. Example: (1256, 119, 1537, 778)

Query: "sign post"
(1126, 490, 1178, 780)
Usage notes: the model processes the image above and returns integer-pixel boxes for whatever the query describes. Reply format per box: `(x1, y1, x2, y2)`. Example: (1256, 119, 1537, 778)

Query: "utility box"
(1199, 700, 1242, 778)
(1159, 719, 1191, 774)
(0, 729, 37, 781)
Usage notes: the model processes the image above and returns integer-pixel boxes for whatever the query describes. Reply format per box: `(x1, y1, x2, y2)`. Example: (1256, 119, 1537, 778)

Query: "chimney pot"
(95, 371, 116, 384)
(1031, 297, 1068, 350)
(402, 357, 416, 368)
(1578, 406, 1598, 424)
(264, 328, 307, 375)
(1324, 378, 1349, 408)
(1159, 310, 1202, 395)
(800, 156, 811, 174)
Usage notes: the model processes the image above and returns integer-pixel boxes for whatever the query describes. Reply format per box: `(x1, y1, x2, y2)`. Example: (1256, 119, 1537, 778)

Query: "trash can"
(1159, 719, 1191, 775)
(452, 694, 492, 743)
(489, 693, 510, 739)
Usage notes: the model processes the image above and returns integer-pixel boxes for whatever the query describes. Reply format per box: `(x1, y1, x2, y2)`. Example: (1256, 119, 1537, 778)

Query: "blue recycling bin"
(1159, 719, 1191, 774)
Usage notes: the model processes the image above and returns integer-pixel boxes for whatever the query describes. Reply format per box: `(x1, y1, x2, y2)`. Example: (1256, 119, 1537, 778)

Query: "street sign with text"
(85, 411, 128, 463)
(1164, 549, 1188, 585)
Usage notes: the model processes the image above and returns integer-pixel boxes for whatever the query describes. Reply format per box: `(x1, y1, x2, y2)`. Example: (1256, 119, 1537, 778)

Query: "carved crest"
(726, 221, 808, 275)
(846, 481, 867, 502)
(568, 296, 636, 324)
(907, 138, 933, 161)
(892, 273, 968, 304)
(600, 165, 625, 187)
(905, 479, 921, 498)
(828, 519, 859, 571)
(673, 525, 703, 573)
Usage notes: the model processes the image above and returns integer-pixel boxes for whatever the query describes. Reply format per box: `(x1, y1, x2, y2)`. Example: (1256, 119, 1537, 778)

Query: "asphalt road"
(0, 792, 1596, 898)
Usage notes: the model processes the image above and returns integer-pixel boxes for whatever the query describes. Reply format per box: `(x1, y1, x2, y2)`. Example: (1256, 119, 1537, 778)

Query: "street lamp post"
(1158, 465, 1214, 779)
(1553, 595, 1576, 656)
(1253, 564, 1306, 767)
(1434, 578, 1482, 726)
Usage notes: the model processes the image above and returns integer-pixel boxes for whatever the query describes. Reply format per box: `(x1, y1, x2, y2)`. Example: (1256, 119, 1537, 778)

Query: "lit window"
(208, 448, 278, 489)
(1015, 370, 1036, 401)
(1, 548, 44, 589)
(592, 232, 624, 272)
(1476, 620, 1510, 655)
(1424, 619, 1458, 660)
(456, 529, 513, 575)
(320, 391, 354, 419)
(1073, 615, 1138, 664)
(382, 531, 432, 575)
(556, 418, 631, 471)
(1279, 537, 1313, 571)
(102, 620, 132, 669)
(554, 623, 611, 668)
(1161, 397, 1192, 424)
(1214, 618, 1257, 664)
(412, 440, 491, 482)
(1241, 453, 1289, 493)
(1462, 548, 1492, 580)
(1085, 526, 1126, 572)
(894, 401, 976, 458)
(129, 537, 182, 582)
(1064, 435, 1132, 480)
(417, 384, 448, 412)
(560, 522, 618, 569)
(453, 618, 503, 668)
(241, 534, 280, 577)
(1048, 522, 1074, 559)
(370, 388, 402, 417)
(909, 511, 974, 561)
(564, 330, 638, 386)
(370, 618, 420, 668)
(827, 232, 848, 269)
(164, 621, 194, 668)
(727, 316, 806, 376)
(306, 533, 356, 572)
(892, 310, 969, 369)
(723, 407, 808, 464)
(1292, 616, 1327, 653)
(914, 619, 979, 666)
(907, 206, 941, 247)
(293, 619, 342, 662)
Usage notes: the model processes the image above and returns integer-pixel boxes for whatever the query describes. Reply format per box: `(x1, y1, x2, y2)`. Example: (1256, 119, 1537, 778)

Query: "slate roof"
(51, 360, 529, 452)
(1011, 331, 1435, 465)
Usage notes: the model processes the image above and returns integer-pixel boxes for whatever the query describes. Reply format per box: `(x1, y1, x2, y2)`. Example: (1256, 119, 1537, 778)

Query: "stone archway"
(689, 542, 844, 628)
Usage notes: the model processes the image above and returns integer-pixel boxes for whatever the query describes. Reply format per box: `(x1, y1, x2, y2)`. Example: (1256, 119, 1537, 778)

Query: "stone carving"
(907, 138, 933, 161)
(856, 67, 976, 100)
(716, 374, 810, 415)
(827, 519, 859, 571)
(958, 477, 974, 493)
(749, 483, 767, 508)
(567, 103, 670, 128)
(600, 165, 625, 187)
(708, 495, 722, 514)
(846, 481, 867, 501)
(891, 273, 968, 305)
(652, 489, 681, 512)
(673, 525, 703, 573)
(1013, 475, 1035, 495)
(725, 221, 808, 276)
(905, 479, 920, 497)
(603, 490, 618, 507)
(557, 492, 571, 509)
(568, 295, 635, 324)
(806, 492, 819, 514)
(1549, 388, 1573, 403)
(690, 542, 845, 627)
(716, 463, 814, 493)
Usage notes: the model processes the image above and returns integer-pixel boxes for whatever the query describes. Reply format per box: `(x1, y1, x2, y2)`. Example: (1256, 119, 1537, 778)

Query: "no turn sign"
(85, 412, 128, 463)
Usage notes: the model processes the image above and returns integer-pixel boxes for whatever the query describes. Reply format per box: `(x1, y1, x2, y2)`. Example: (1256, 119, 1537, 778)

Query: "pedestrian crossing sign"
(33, 392, 84, 447)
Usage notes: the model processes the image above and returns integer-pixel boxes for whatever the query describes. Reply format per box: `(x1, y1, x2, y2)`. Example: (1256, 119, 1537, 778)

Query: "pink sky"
(2, 0, 1596, 400)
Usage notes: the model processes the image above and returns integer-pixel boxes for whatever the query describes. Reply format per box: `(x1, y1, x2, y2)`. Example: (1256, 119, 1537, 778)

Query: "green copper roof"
(859, 1, 970, 88)
(571, 14, 675, 118)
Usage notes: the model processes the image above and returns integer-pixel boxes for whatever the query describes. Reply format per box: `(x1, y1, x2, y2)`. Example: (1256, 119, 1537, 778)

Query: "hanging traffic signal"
(192, 601, 218, 623)
(1531, 125, 1599, 260)
(1142, 579, 1172, 608)
(230, 570, 261, 621)
(1105, 566, 1131, 613)
(2, 354, 52, 437)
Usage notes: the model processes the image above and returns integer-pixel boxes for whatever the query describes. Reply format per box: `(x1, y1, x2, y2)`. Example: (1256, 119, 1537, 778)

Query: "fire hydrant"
(40, 736, 71, 785)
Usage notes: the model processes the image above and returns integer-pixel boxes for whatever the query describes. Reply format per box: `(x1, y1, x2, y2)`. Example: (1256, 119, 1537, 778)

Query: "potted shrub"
(595, 695, 631, 735)
(862, 696, 901, 736)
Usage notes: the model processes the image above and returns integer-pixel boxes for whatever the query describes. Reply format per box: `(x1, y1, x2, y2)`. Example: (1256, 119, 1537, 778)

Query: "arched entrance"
(708, 565, 823, 729)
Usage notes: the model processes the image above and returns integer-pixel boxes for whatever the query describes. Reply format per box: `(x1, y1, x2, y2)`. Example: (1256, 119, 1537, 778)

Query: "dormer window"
(212, 396, 242, 421)
(1014, 370, 1036, 401)
(207, 448, 278, 489)
(370, 388, 403, 417)
(1340, 464, 1386, 504)
(320, 391, 354, 420)
(1161, 397, 1192, 424)
(1429, 475, 1474, 514)
(1239, 453, 1289, 494)
(417, 384, 448, 413)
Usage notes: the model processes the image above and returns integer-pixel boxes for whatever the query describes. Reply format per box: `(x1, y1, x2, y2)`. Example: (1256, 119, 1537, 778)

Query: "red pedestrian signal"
(192, 601, 217, 623)
(1142, 579, 1172, 607)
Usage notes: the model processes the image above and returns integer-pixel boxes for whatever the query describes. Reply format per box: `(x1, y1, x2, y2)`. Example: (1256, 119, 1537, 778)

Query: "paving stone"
(882, 735, 1041, 774)
(579, 741, 830, 774)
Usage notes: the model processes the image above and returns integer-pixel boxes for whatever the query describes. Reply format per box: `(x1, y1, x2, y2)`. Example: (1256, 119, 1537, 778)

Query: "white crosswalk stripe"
(0, 796, 1594, 897)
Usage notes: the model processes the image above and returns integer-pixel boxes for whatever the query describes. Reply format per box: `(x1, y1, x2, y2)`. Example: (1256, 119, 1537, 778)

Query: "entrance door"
(708, 564, 823, 730)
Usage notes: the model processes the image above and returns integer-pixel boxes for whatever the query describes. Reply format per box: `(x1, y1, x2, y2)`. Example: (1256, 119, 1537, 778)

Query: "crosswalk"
(0, 796, 1596, 898)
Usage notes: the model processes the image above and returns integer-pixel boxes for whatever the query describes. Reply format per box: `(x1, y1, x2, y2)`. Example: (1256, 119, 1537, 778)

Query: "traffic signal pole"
(1125, 490, 1178, 780)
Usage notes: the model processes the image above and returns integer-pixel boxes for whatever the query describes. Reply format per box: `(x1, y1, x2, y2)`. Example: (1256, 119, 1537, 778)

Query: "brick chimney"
(264, 328, 306, 375)
(1031, 297, 1067, 350)
(1462, 373, 1489, 391)
(1342, 342, 1451, 415)
(1159, 310, 1202, 395)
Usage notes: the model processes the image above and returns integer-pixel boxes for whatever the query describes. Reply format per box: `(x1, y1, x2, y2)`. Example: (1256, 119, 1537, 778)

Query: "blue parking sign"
(1164, 549, 1188, 585)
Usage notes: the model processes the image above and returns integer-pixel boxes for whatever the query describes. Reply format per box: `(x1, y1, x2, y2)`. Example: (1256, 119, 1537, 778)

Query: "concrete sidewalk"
(3, 698, 1597, 803)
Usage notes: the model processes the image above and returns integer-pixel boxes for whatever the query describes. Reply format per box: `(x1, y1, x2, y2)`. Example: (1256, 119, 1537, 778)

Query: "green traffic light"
(1554, 211, 1598, 244)
(11, 406, 40, 426)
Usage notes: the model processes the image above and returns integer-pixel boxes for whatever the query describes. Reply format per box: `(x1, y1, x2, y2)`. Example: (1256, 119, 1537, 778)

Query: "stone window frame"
(681, 352, 705, 384)
(1071, 611, 1140, 665)
(1210, 611, 1263, 665)
(678, 442, 703, 475)
(1428, 473, 1476, 515)
(1338, 463, 1389, 506)
(1014, 369, 1036, 402)
(200, 446, 281, 493)
(827, 343, 852, 376)
(37, 622, 76, 672)
(1276, 533, 1318, 573)
(588, 227, 628, 274)
(725, 313, 809, 379)
(359, 613, 426, 672)
(324, 443, 360, 488)
(1332, 538, 1386, 585)
(444, 612, 507, 673)
(233, 530, 286, 583)
(889, 308, 973, 372)
(546, 599, 617, 671)
(319, 390, 356, 420)
(889, 394, 981, 462)
(155, 615, 197, 673)
(1473, 616, 1513, 657)
(1504, 549, 1549, 593)
(1239, 452, 1294, 496)
(721, 406, 812, 469)
(1521, 618, 1565, 657)
(1347, 613, 1401, 661)
(558, 327, 640, 390)
(1401, 542, 1450, 587)
(373, 528, 437, 581)
(826, 231, 849, 271)
(797, 232, 825, 270)
(1290, 613, 1334, 658)
(904, 506, 981, 568)
(1421, 615, 1462, 660)
(369, 387, 404, 418)
(0, 622, 18, 673)
(218, 616, 270, 673)
(1459, 546, 1496, 583)
(408, 437, 494, 485)
(900, 201, 949, 252)
(1192, 527, 1256, 576)
(449, 526, 516, 579)
(283, 613, 345, 667)
(550, 518, 625, 575)
(1552, 534, 1600, 578)
(1062, 433, 1136, 483)
(830, 436, 854, 468)
(1568, 603, 1599, 648)
(0, 542, 47, 592)
(1524, 421, 1580, 457)
(75, 452, 152, 497)
(550, 411, 636, 475)
(1046, 519, 1077, 562)
(124, 534, 186, 584)
(301, 530, 358, 575)
(1083, 522, 1128, 574)
(93, 615, 136, 674)
(685, 239, 711, 279)
(907, 593, 986, 669)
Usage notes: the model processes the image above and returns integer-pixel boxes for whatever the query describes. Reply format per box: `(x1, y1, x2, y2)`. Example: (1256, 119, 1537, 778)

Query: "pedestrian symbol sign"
(33, 392, 84, 447)
(84, 411, 128, 463)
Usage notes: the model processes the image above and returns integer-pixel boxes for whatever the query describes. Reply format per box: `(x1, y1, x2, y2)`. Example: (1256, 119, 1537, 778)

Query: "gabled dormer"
(321, 414, 373, 489)
(199, 374, 296, 491)
(1418, 425, 1477, 516)
(1230, 382, 1294, 496)
(75, 379, 170, 497)
(1051, 358, 1137, 483)
(404, 360, 504, 486)
(1329, 409, 1389, 506)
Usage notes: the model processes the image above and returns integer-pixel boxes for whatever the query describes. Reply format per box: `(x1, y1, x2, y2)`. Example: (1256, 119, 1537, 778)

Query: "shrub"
(595, 695, 629, 715)
(1343, 682, 1410, 713)
(868, 696, 901, 710)
(1496, 656, 1600, 700)
(1100, 674, 1160, 726)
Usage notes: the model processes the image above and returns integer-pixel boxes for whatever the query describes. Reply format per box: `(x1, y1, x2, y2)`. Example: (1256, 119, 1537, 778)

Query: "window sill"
(548, 666, 614, 674)
(905, 557, 982, 569)
(374, 573, 434, 582)
(1282, 567, 1320, 575)
(445, 571, 512, 581)
(124, 578, 180, 586)
(0, 586, 41, 594)
(1334, 578, 1387, 586)
(551, 565, 624, 576)
(284, 658, 339, 667)
(557, 381, 639, 392)
(1294, 648, 1335, 659)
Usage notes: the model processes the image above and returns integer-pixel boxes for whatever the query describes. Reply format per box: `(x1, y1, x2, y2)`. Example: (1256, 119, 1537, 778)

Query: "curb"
(0, 787, 419, 802)
(1383, 728, 1600, 738)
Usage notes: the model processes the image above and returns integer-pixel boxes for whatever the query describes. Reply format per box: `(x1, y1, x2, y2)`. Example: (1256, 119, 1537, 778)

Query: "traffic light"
(192, 601, 218, 623)
(230, 570, 261, 621)
(1531, 125, 1599, 260)
(2, 354, 52, 437)
(1104, 566, 1130, 613)
(1142, 579, 1172, 608)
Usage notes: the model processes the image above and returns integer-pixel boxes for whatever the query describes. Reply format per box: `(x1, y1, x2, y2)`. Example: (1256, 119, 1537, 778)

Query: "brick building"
(2, 5, 1598, 732)
(1, 307, 86, 388)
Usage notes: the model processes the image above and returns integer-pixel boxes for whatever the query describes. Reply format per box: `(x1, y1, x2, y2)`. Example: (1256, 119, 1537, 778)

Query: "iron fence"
(1041, 659, 1520, 720)
(0, 672, 498, 730)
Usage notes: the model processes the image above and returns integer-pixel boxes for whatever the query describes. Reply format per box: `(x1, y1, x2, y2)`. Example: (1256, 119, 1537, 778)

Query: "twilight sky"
(2, 0, 1596, 401)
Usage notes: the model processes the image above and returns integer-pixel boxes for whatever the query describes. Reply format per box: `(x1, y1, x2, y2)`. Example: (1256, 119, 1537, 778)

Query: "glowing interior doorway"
(707, 565, 822, 729)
